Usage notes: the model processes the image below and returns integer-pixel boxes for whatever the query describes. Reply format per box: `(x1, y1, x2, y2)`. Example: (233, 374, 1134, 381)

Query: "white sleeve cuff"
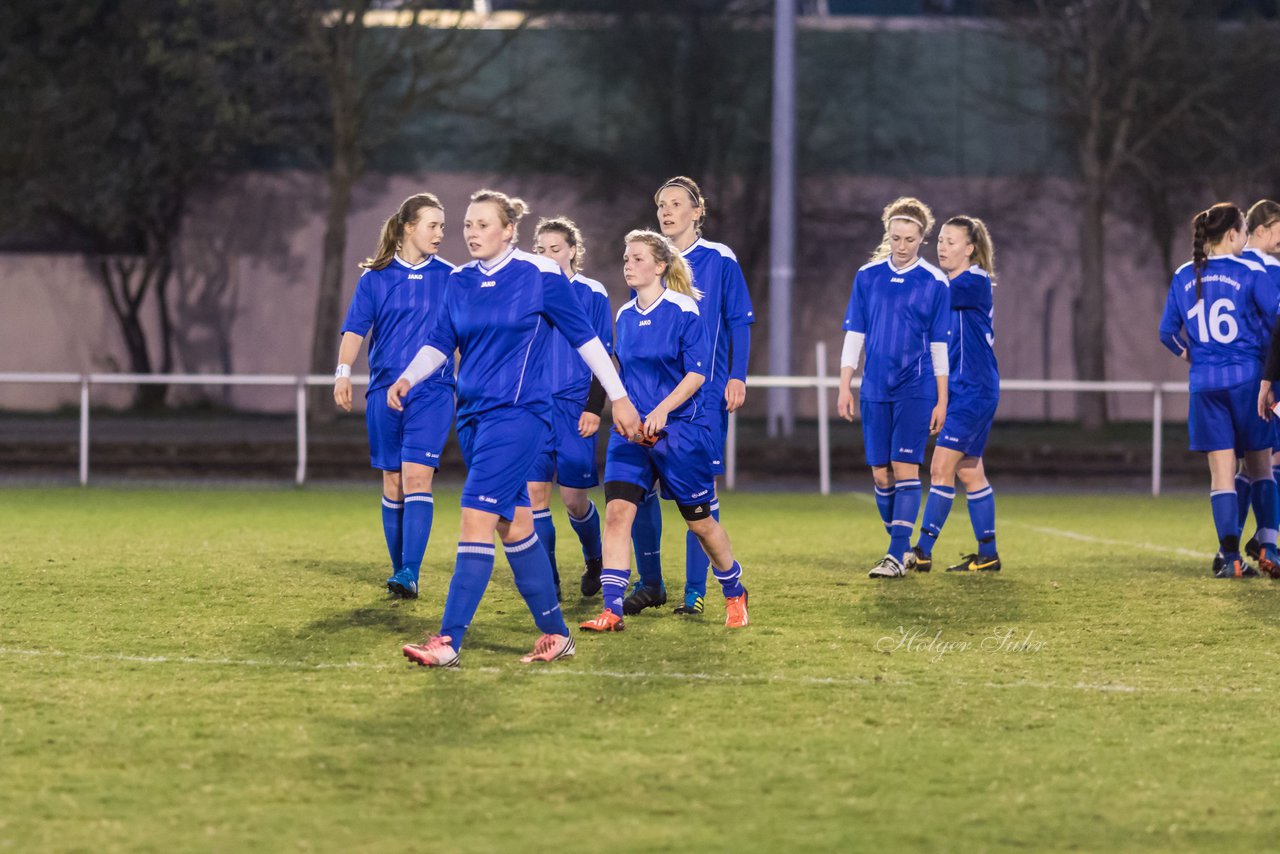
(840, 331, 865, 370)
(931, 341, 950, 376)
(398, 345, 448, 388)
(577, 338, 627, 401)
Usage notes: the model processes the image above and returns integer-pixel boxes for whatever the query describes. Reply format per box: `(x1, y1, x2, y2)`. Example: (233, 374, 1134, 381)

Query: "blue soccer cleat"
(387, 570, 419, 599)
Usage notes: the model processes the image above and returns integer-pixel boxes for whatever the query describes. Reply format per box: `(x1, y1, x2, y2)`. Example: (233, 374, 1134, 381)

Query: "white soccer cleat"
(519, 633, 576, 664)
(868, 554, 907, 579)
(402, 635, 460, 668)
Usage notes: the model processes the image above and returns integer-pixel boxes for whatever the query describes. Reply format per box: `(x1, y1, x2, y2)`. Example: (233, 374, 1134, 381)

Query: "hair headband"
(658, 181, 701, 204)
(888, 214, 925, 230)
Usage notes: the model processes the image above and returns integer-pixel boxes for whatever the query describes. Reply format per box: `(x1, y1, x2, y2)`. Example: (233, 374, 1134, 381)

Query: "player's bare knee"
(382, 471, 404, 501)
(871, 466, 894, 490)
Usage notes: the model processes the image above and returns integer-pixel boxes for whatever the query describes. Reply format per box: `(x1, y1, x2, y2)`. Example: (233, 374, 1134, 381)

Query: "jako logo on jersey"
(891, 277, 905, 283)
(691, 489, 709, 499)
(898, 447, 914, 454)
(407, 274, 424, 280)
(638, 319, 652, 327)
(481, 280, 496, 288)
(478, 495, 498, 504)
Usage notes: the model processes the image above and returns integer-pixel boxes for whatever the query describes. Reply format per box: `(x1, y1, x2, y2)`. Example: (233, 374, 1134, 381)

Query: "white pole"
(296, 379, 308, 486)
(767, 0, 797, 437)
(816, 341, 830, 495)
(726, 410, 737, 491)
(1151, 385, 1163, 497)
(79, 377, 90, 486)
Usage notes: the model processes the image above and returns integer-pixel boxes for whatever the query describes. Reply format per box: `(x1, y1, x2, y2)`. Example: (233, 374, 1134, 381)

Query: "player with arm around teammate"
(1160, 202, 1280, 578)
(580, 230, 751, 633)
(624, 176, 755, 618)
(527, 217, 613, 600)
(837, 197, 951, 579)
(908, 216, 1002, 574)
(388, 190, 642, 668)
(333, 193, 455, 599)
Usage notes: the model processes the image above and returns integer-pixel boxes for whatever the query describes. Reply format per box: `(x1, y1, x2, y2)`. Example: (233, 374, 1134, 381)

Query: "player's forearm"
(840, 331, 864, 372)
(840, 365, 855, 393)
(336, 332, 364, 371)
(728, 325, 751, 382)
(577, 337, 628, 401)
(653, 372, 705, 417)
(397, 345, 448, 388)
(935, 374, 949, 408)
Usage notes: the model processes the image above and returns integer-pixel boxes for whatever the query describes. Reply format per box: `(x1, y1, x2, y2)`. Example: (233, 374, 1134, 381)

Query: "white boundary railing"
(0, 344, 1189, 494)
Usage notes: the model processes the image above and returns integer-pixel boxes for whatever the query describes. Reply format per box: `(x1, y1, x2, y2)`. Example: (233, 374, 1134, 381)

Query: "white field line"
(847, 492, 1213, 560)
(0, 646, 1259, 695)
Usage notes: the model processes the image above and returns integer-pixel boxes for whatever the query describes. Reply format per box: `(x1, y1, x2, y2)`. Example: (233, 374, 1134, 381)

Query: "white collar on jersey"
(887, 258, 922, 275)
(477, 246, 517, 276)
(393, 254, 432, 270)
(633, 287, 670, 316)
(678, 237, 703, 257)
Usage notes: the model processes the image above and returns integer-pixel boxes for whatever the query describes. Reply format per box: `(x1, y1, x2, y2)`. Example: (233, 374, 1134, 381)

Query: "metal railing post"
(79, 376, 90, 486)
(816, 341, 830, 495)
(1152, 385, 1163, 497)
(296, 379, 308, 486)
(725, 410, 737, 491)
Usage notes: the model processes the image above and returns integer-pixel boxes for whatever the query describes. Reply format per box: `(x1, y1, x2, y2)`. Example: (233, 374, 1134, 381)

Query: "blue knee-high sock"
(568, 501, 603, 563)
(439, 542, 496, 651)
(505, 534, 568, 637)
(381, 497, 404, 573)
(631, 489, 664, 589)
(684, 500, 718, 599)
(1251, 477, 1279, 546)
(888, 479, 922, 559)
(874, 485, 895, 535)
(916, 485, 955, 554)
(1236, 474, 1253, 532)
(400, 492, 433, 584)
(532, 509, 559, 585)
(967, 486, 998, 556)
(712, 560, 745, 599)
(600, 568, 630, 616)
(1210, 490, 1241, 556)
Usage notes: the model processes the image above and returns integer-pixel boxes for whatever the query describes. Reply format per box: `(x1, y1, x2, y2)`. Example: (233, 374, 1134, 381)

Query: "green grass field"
(4, 485, 1280, 852)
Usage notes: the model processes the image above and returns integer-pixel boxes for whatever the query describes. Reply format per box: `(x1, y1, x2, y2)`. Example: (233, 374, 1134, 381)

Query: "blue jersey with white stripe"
(340, 254, 455, 395)
(843, 257, 951, 402)
(548, 274, 614, 403)
(947, 266, 999, 399)
(683, 239, 754, 406)
(1159, 254, 1278, 392)
(615, 289, 709, 426)
(1242, 248, 1280, 353)
(425, 248, 599, 421)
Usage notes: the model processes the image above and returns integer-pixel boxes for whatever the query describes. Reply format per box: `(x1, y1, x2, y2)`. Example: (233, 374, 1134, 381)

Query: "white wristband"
(335, 364, 352, 379)
(930, 341, 950, 376)
(840, 331, 864, 370)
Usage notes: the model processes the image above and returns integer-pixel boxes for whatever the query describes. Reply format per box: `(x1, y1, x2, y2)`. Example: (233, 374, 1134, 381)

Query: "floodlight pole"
(767, 0, 797, 437)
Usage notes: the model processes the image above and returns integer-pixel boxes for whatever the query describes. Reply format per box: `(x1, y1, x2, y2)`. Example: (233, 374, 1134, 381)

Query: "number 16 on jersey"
(1187, 298, 1238, 344)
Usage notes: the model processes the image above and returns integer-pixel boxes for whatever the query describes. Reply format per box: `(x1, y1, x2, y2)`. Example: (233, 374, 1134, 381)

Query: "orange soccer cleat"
(724, 589, 750, 628)
(519, 633, 577, 664)
(579, 610, 625, 632)
(402, 635, 460, 668)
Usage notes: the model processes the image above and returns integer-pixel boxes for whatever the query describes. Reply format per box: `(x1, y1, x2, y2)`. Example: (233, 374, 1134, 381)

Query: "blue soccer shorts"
(1189, 380, 1272, 453)
(528, 397, 600, 488)
(705, 404, 729, 476)
(860, 397, 934, 467)
(456, 406, 549, 520)
(366, 381, 455, 471)
(936, 396, 999, 458)
(604, 420, 717, 508)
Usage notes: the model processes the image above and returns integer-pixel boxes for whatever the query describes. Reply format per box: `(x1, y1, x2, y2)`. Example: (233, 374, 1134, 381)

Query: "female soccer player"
(837, 197, 951, 579)
(580, 230, 750, 632)
(626, 176, 755, 618)
(907, 216, 1002, 573)
(389, 189, 641, 668)
(1160, 202, 1280, 578)
(528, 217, 613, 599)
(333, 193, 454, 599)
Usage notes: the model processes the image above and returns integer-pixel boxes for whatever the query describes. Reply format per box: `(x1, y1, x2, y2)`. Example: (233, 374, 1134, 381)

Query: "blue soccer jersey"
(614, 289, 709, 425)
(1243, 247, 1280, 352)
(425, 248, 600, 421)
(1159, 254, 1280, 392)
(682, 239, 754, 407)
(948, 265, 999, 399)
(548, 274, 613, 403)
(340, 254, 455, 394)
(843, 257, 951, 402)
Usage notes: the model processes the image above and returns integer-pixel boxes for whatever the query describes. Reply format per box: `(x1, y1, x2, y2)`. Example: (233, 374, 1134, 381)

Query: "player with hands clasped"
(333, 193, 455, 599)
(390, 189, 641, 668)
(1160, 202, 1280, 579)
(838, 197, 951, 579)
(579, 230, 751, 633)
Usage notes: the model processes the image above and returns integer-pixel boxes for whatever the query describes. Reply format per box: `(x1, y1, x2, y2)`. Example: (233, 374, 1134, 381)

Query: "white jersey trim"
(514, 248, 566, 277)
(1215, 254, 1266, 274)
(686, 237, 739, 262)
(1243, 247, 1280, 268)
(573, 274, 609, 297)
